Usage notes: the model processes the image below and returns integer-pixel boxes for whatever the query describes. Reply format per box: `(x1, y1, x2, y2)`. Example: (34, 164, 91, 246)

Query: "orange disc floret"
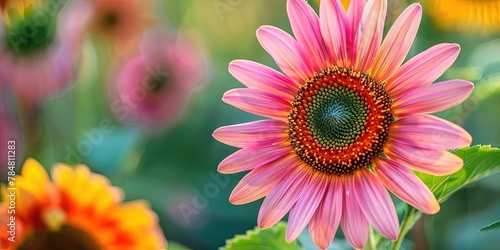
(288, 66, 392, 175)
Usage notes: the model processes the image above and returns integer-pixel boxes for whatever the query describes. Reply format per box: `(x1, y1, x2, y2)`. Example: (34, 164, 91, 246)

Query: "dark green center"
(307, 85, 369, 149)
(146, 74, 168, 92)
(288, 66, 393, 175)
(4, 5, 58, 55)
(144, 69, 170, 92)
(102, 11, 119, 29)
(18, 225, 101, 250)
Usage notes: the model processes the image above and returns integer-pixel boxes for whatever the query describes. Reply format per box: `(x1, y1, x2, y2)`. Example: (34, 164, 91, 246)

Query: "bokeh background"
(1, 0, 500, 249)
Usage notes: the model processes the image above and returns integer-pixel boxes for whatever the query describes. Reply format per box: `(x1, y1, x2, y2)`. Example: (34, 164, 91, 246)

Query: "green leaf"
(168, 241, 191, 250)
(415, 145, 500, 203)
(479, 220, 500, 232)
(221, 222, 302, 250)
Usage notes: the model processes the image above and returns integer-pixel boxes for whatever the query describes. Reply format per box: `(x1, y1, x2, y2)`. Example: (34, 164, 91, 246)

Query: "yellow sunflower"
(0, 158, 166, 250)
(422, 0, 500, 35)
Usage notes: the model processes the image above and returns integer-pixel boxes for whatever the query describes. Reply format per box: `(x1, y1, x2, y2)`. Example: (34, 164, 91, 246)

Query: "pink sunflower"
(213, 0, 473, 249)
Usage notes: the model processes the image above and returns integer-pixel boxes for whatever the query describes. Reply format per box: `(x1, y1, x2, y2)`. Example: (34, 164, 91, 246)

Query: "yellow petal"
(51, 163, 74, 190)
(115, 200, 157, 229)
(1, 0, 35, 24)
(16, 158, 51, 200)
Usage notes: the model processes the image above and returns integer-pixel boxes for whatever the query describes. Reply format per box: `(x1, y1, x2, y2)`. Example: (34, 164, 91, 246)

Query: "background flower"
(0, 0, 91, 106)
(0, 158, 167, 249)
(111, 29, 208, 130)
(86, 0, 154, 56)
(422, 0, 500, 36)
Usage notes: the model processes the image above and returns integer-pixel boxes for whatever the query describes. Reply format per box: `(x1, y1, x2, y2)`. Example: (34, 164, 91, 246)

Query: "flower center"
(102, 11, 119, 30)
(288, 66, 392, 175)
(143, 66, 170, 92)
(3, 5, 57, 55)
(18, 225, 102, 250)
(144, 73, 169, 92)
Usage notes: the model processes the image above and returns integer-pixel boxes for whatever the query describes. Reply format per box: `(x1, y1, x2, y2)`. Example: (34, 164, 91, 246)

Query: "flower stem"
(391, 207, 421, 250)
(367, 226, 377, 250)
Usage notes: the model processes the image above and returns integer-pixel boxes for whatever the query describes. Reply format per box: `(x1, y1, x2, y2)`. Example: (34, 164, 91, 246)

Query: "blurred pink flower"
(0, 0, 91, 106)
(111, 29, 207, 130)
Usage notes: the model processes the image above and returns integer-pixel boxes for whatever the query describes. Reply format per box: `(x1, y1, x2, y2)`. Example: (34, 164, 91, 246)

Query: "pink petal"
(371, 4, 422, 82)
(346, 0, 366, 64)
(354, 0, 387, 72)
(347, 0, 366, 38)
(352, 170, 399, 240)
(341, 176, 369, 249)
(229, 154, 299, 205)
(385, 43, 460, 99)
(309, 176, 342, 250)
(320, 0, 350, 67)
(258, 165, 311, 228)
(373, 157, 440, 214)
(257, 26, 311, 81)
(288, 0, 328, 72)
(218, 143, 291, 174)
(388, 115, 472, 150)
(223, 88, 291, 121)
(392, 80, 474, 116)
(286, 172, 328, 242)
(213, 120, 288, 148)
(229, 60, 298, 98)
(384, 140, 464, 176)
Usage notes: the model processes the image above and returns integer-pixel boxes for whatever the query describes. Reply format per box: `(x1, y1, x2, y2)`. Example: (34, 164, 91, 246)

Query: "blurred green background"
(4, 0, 500, 249)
